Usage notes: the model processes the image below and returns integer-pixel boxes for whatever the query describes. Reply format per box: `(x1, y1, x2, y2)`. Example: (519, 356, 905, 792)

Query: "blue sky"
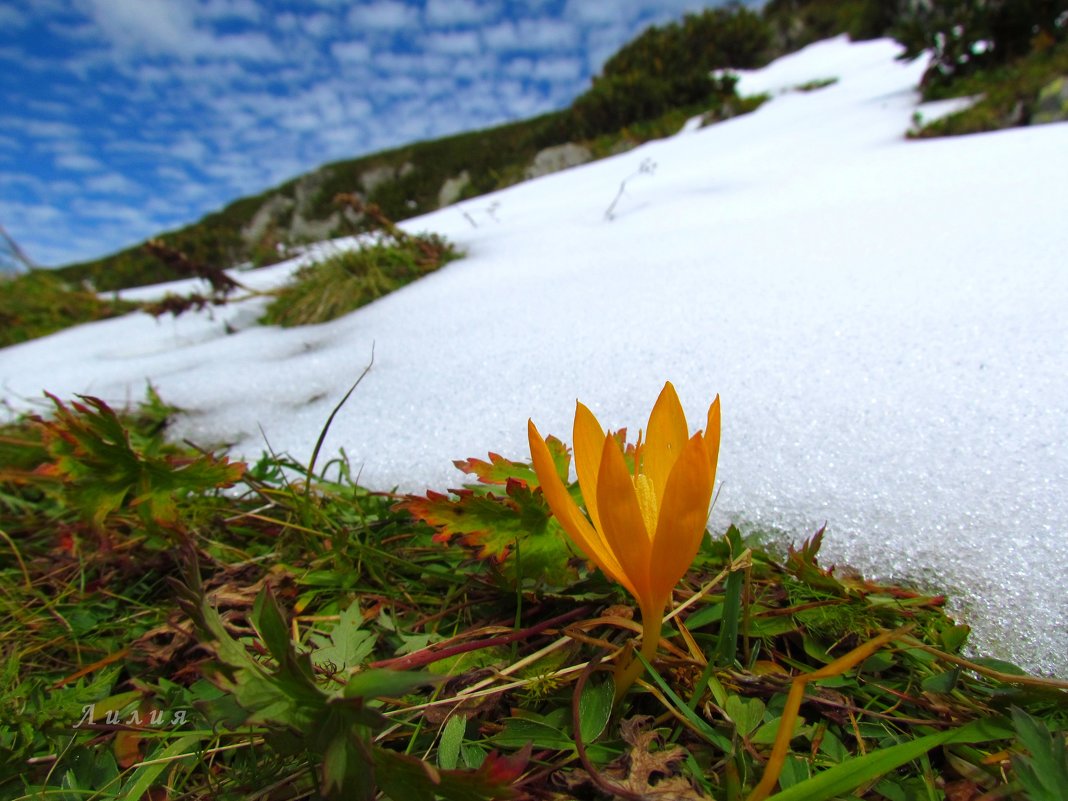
(0, 0, 745, 268)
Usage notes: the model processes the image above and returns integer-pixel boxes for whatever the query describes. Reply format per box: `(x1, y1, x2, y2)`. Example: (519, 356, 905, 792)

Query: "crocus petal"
(595, 433, 653, 605)
(643, 382, 690, 506)
(705, 395, 722, 484)
(648, 432, 714, 607)
(573, 401, 606, 534)
(528, 419, 628, 588)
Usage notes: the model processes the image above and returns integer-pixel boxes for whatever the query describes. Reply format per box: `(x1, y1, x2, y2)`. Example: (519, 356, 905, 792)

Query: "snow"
(3, 36, 1066, 676)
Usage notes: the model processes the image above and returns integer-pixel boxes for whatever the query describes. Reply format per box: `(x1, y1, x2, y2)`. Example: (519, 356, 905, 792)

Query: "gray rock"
(242, 168, 345, 247)
(360, 161, 414, 194)
(242, 194, 294, 246)
(1032, 75, 1068, 125)
(438, 170, 471, 208)
(524, 143, 593, 180)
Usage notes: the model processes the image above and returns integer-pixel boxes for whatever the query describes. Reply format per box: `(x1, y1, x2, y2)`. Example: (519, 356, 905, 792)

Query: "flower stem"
(613, 611, 662, 704)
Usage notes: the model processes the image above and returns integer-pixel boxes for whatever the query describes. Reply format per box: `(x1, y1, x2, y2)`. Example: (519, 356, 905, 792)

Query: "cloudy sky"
(0, 0, 749, 268)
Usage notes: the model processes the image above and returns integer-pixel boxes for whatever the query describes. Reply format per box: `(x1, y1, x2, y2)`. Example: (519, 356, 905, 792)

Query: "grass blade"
(764, 719, 1011, 801)
(118, 734, 203, 801)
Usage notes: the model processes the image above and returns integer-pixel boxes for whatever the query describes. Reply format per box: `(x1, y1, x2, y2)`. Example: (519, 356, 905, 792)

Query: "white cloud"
(347, 2, 420, 31)
(490, 78, 551, 117)
(331, 40, 371, 64)
(425, 0, 498, 26)
(0, 6, 30, 28)
(562, 0, 629, 24)
(54, 153, 105, 172)
(530, 56, 582, 82)
(423, 30, 481, 55)
(369, 74, 422, 99)
(83, 0, 199, 54)
(372, 51, 451, 76)
(450, 54, 498, 80)
(170, 135, 211, 164)
(214, 31, 279, 61)
(482, 19, 578, 52)
(301, 12, 335, 37)
(80, 0, 279, 61)
(280, 111, 324, 132)
(84, 172, 141, 194)
(198, 0, 262, 22)
(502, 56, 533, 77)
(275, 12, 299, 31)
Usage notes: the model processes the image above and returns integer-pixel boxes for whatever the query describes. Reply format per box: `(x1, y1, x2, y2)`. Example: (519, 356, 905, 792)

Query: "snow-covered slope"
(3, 37, 1066, 675)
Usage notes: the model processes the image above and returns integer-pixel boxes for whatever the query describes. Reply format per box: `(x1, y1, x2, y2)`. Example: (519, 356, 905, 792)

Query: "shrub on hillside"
(910, 37, 1068, 135)
(565, 6, 771, 139)
(262, 230, 460, 328)
(601, 6, 772, 79)
(763, 0, 899, 49)
(0, 271, 136, 348)
(569, 72, 740, 140)
(894, 0, 1067, 92)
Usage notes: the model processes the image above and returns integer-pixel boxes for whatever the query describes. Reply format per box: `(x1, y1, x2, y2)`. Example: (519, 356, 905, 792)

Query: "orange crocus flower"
(528, 382, 720, 698)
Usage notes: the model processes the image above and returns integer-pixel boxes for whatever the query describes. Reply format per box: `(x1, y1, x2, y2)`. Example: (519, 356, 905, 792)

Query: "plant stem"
(614, 611, 662, 704)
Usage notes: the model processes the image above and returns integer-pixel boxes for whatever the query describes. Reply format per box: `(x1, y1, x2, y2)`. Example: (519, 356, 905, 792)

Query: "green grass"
(912, 39, 1068, 139)
(261, 232, 461, 328)
(0, 271, 136, 348)
(794, 77, 838, 92)
(1, 389, 1066, 800)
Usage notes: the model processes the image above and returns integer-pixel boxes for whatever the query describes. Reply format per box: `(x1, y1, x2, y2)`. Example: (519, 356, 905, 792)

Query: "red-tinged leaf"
(542, 435, 571, 485)
(374, 745, 521, 801)
(453, 452, 538, 486)
(477, 743, 533, 785)
(453, 438, 571, 487)
(787, 526, 845, 594)
(399, 476, 579, 587)
(31, 393, 245, 529)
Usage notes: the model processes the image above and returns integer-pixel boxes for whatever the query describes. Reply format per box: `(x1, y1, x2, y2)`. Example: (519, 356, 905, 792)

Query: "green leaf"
(713, 526, 745, 667)
(311, 706, 376, 801)
(311, 600, 376, 673)
(320, 724, 375, 801)
(635, 651, 733, 752)
(453, 452, 540, 486)
(971, 657, 1029, 676)
(921, 669, 960, 694)
(1010, 706, 1068, 801)
(785, 526, 844, 594)
(765, 719, 1012, 801)
(492, 717, 573, 751)
(577, 677, 613, 744)
(752, 714, 807, 745)
(118, 734, 202, 800)
(725, 694, 765, 737)
(439, 715, 467, 770)
(252, 585, 297, 666)
(939, 622, 971, 653)
(399, 477, 578, 586)
(342, 668, 442, 699)
(35, 393, 244, 528)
